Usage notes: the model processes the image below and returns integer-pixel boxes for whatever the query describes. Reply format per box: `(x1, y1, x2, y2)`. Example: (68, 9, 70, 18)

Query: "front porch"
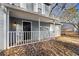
(0, 7, 61, 50)
(8, 17, 55, 48)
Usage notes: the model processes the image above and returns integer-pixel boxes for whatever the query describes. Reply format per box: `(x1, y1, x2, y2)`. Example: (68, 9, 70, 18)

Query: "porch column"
(0, 5, 9, 50)
(4, 7, 9, 49)
(0, 6, 7, 50)
(6, 9, 9, 49)
(39, 18, 40, 41)
(4, 9, 7, 49)
(54, 20, 56, 39)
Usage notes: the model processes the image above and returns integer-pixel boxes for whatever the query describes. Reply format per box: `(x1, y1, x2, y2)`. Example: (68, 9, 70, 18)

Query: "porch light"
(12, 22, 17, 27)
(13, 23, 16, 27)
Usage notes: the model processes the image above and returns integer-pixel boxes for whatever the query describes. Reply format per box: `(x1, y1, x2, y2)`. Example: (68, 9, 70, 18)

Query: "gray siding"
(0, 8, 5, 51)
(9, 18, 51, 40)
(9, 17, 61, 41)
(55, 25, 61, 37)
(32, 21, 39, 31)
(32, 21, 51, 40)
(32, 21, 50, 31)
(9, 17, 50, 31)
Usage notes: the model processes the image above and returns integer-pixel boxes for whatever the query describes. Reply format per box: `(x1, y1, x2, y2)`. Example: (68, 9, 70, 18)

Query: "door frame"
(22, 20, 32, 40)
(22, 20, 32, 32)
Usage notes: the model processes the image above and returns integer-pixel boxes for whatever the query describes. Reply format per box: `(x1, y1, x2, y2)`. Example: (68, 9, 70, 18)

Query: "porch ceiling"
(8, 8, 54, 23)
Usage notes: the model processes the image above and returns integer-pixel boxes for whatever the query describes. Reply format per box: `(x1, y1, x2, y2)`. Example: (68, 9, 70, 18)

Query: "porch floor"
(0, 33, 79, 56)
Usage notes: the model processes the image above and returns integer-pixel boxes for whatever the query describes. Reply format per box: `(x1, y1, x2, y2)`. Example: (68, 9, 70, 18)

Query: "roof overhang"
(3, 4, 54, 23)
(44, 3, 52, 6)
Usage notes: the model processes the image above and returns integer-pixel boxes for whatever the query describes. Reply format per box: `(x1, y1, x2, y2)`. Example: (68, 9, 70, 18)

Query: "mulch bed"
(0, 39, 79, 56)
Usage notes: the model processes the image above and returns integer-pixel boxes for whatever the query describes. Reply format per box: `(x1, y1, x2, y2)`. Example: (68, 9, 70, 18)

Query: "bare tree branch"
(49, 3, 58, 16)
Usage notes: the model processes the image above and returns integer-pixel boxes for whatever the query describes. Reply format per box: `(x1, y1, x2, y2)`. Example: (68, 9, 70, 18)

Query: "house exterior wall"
(0, 8, 4, 51)
(9, 17, 51, 31)
(0, 4, 61, 50)
(9, 17, 53, 40)
(9, 3, 51, 16)
(49, 24, 61, 37)
(0, 7, 8, 51)
(9, 17, 61, 40)
(55, 25, 61, 37)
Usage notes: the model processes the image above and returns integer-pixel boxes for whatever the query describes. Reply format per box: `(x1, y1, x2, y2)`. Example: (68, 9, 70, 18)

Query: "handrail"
(8, 31, 54, 47)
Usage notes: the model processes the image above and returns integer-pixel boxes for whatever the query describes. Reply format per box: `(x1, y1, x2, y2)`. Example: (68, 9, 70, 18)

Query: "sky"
(75, 3, 79, 10)
(50, 3, 79, 23)
(51, 3, 78, 17)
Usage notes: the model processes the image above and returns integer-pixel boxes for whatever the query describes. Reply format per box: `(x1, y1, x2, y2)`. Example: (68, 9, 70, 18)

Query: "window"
(9, 3, 15, 5)
(9, 3, 20, 7)
(38, 3, 42, 14)
(26, 3, 34, 11)
(45, 4, 50, 15)
(15, 3, 20, 7)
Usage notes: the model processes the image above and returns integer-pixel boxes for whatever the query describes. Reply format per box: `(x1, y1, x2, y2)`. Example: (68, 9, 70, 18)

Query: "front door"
(23, 22, 31, 40)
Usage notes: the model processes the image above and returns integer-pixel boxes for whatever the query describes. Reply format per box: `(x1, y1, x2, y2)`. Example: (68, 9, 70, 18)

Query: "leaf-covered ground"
(0, 33, 79, 56)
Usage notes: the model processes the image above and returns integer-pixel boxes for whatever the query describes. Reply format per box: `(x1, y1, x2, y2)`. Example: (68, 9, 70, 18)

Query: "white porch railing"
(8, 31, 54, 47)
